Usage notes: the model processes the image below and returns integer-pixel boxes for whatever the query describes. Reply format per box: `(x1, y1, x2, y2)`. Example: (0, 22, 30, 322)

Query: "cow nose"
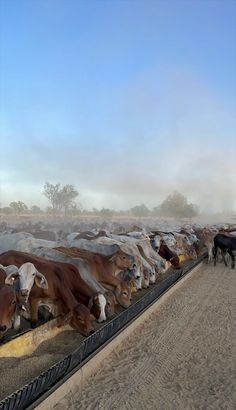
(0, 325, 7, 332)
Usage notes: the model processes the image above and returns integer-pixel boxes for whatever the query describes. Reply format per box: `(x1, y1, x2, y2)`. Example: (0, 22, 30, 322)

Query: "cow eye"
(122, 256, 126, 260)
(106, 301, 111, 306)
(77, 317, 84, 322)
(123, 291, 128, 296)
(12, 300, 16, 305)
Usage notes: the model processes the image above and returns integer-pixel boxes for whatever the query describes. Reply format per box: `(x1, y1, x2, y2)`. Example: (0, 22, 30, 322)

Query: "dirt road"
(54, 262, 236, 410)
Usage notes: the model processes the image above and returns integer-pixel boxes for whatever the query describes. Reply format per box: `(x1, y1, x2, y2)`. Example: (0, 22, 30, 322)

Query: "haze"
(1, 0, 236, 213)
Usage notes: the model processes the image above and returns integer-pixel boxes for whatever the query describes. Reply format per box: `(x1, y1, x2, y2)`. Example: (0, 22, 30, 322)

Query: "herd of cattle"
(0, 221, 235, 342)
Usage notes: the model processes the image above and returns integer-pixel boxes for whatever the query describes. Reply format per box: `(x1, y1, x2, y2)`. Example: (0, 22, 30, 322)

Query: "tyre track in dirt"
(54, 262, 236, 410)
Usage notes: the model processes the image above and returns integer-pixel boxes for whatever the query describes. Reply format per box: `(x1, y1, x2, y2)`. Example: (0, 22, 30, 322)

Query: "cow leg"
(228, 250, 235, 269)
(208, 246, 213, 263)
(221, 249, 228, 267)
(213, 245, 217, 266)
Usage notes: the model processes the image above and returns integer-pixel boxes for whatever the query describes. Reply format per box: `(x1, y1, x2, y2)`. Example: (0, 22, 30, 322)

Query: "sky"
(0, 0, 236, 213)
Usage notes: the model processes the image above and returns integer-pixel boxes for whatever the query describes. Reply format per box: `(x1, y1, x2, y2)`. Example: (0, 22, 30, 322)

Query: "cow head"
(115, 281, 132, 308)
(132, 262, 143, 290)
(187, 247, 198, 260)
(151, 235, 161, 251)
(0, 286, 17, 337)
(68, 303, 94, 336)
(88, 294, 107, 323)
(142, 268, 150, 289)
(169, 256, 181, 269)
(149, 268, 156, 284)
(5, 262, 48, 302)
(104, 290, 116, 318)
(111, 251, 134, 270)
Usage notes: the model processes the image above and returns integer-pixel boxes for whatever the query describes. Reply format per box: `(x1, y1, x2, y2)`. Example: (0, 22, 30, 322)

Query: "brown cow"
(158, 241, 180, 269)
(0, 268, 19, 340)
(0, 251, 95, 336)
(54, 247, 133, 308)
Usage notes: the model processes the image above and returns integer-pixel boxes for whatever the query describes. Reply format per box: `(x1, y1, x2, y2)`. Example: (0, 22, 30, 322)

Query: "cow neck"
(105, 256, 123, 276)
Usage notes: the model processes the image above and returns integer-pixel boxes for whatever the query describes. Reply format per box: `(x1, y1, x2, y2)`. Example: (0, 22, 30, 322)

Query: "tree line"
(0, 183, 199, 218)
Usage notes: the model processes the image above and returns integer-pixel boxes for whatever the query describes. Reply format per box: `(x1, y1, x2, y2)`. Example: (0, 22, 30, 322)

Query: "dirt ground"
(54, 261, 236, 410)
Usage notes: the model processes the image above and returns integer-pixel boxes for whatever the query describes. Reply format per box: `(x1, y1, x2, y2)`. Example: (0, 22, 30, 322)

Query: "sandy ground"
(53, 262, 236, 410)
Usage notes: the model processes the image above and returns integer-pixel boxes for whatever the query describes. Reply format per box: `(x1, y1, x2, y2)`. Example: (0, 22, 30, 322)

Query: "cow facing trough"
(0, 251, 95, 336)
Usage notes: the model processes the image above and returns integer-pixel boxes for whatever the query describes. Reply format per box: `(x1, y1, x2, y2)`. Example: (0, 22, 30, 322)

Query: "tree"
(43, 182, 79, 216)
(99, 208, 114, 217)
(157, 191, 199, 218)
(130, 204, 150, 217)
(59, 184, 79, 216)
(43, 182, 61, 214)
(30, 205, 43, 214)
(9, 201, 28, 214)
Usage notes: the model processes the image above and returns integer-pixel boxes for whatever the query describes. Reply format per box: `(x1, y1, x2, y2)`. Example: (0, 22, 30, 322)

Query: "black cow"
(213, 234, 236, 268)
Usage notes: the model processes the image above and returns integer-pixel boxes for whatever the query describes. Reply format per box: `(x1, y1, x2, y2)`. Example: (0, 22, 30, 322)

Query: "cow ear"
(5, 272, 18, 285)
(115, 284, 121, 296)
(35, 271, 48, 289)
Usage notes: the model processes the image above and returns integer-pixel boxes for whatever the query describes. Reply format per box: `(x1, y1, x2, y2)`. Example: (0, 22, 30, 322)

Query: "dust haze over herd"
(1, 1, 236, 215)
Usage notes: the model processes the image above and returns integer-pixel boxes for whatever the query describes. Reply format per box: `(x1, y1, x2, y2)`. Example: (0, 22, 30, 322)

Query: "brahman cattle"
(54, 247, 134, 308)
(0, 251, 100, 336)
(193, 227, 216, 263)
(32, 247, 116, 319)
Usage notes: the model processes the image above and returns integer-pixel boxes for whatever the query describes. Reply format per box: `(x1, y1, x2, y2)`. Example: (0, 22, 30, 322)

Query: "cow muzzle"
(20, 289, 29, 299)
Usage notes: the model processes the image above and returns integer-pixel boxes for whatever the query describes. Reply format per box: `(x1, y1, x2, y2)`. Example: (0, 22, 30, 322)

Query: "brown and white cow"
(0, 251, 97, 336)
(54, 247, 134, 308)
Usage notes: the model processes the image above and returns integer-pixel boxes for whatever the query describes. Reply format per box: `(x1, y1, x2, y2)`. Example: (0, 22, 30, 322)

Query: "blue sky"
(1, 0, 236, 212)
